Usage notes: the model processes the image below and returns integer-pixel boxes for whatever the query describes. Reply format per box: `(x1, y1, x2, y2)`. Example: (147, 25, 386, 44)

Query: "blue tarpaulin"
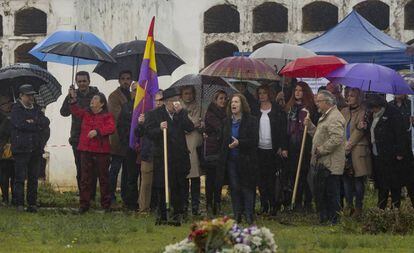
(301, 10, 412, 70)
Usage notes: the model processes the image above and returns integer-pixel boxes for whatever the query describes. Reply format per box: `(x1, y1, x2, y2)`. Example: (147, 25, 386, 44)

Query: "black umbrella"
(40, 41, 116, 63)
(93, 40, 185, 81)
(170, 74, 237, 117)
(0, 63, 62, 107)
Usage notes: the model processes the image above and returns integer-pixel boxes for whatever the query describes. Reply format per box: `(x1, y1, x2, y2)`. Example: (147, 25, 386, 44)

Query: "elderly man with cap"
(11, 84, 50, 212)
(145, 87, 194, 225)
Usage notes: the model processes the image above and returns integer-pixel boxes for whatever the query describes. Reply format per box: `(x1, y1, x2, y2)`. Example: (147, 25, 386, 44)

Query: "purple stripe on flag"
(129, 59, 159, 149)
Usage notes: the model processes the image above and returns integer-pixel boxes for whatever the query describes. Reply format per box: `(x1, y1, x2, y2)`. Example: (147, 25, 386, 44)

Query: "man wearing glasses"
(305, 90, 346, 225)
(11, 84, 50, 212)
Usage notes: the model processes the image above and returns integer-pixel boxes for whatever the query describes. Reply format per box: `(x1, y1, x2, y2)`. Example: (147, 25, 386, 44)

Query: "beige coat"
(309, 106, 346, 175)
(108, 87, 129, 156)
(181, 100, 203, 178)
(341, 106, 372, 177)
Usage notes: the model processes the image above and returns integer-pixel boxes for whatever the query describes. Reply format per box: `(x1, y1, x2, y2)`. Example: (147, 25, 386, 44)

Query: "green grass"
(0, 183, 414, 253)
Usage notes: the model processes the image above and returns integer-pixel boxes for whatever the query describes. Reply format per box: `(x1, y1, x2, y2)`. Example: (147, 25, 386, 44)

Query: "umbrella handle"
(163, 128, 170, 209)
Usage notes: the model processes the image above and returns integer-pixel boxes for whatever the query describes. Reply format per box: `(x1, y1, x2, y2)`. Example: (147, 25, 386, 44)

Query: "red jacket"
(70, 104, 115, 153)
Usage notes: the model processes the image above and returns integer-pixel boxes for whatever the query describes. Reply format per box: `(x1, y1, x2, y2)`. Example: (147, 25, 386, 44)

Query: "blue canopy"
(301, 10, 412, 70)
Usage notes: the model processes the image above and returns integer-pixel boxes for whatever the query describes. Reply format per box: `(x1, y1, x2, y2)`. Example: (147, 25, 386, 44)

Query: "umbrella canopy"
(170, 74, 237, 111)
(249, 43, 316, 72)
(40, 42, 116, 63)
(93, 40, 185, 81)
(29, 30, 112, 65)
(279, 55, 347, 78)
(326, 63, 414, 95)
(0, 63, 62, 107)
(200, 56, 279, 81)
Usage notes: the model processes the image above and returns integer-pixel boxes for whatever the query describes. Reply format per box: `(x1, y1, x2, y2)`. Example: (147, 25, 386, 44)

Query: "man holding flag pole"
(133, 17, 194, 225)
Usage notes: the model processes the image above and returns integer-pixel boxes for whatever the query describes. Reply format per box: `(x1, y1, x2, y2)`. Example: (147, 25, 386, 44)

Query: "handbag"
(344, 154, 354, 176)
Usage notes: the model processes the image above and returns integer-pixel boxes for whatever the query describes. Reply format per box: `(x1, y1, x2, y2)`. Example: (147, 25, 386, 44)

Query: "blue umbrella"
(29, 30, 112, 65)
(326, 63, 414, 95)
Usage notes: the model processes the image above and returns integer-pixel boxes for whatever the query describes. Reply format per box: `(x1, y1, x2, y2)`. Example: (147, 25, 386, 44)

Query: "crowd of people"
(1, 70, 413, 226)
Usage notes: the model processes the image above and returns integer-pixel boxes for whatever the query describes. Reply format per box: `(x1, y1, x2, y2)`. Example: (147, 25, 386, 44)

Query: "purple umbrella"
(325, 63, 414, 95)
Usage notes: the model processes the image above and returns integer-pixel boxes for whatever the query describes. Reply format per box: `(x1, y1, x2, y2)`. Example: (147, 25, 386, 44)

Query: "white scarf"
(370, 107, 385, 156)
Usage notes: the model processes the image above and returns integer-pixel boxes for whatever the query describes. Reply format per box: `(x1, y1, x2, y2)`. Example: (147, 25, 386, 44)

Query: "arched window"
(204, 5, 240, 33)
(15, 43, 47, 69)
(354, 1, 389, 30)
(252, 41, 280, 51)
(405, 0, 414, 30)
(253, 2, 288, 33)
(14, 7, 47, 36)
(204, 41, 238, 67)
(302, 1, 338, 32)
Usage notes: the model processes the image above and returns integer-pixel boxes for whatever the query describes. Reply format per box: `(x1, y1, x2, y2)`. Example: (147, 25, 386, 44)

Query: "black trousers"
(184, 177, 200, 212)
(257, 149, 277, 211)
(72, 145, 96, 199)
(13, 152, 41, 206)
(205, 160, 222, 209)
(125, 148, 139, 209)
(155, 168, 187, 219)
(0, 159, 15, 203)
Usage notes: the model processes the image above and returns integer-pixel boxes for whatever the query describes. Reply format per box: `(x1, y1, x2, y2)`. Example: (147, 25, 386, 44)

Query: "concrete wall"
(0, 0, 413, 187)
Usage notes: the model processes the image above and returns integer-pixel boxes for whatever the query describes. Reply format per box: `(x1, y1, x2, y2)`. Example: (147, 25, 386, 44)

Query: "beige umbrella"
(249, 43, 316, 72)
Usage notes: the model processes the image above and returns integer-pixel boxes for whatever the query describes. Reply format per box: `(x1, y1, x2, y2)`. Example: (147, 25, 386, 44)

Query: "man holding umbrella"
(60, 71, 99, 195)
(11, 84, 50, 212)
(145, 87, 194, 225)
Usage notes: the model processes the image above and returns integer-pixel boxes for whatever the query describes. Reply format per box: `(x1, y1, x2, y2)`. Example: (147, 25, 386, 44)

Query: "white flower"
(251, 236, 262, 246)
(164, 239, 196, 253)
(233, 244, 252, 253)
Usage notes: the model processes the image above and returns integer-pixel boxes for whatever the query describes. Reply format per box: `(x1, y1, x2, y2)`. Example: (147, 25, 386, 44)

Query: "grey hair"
(318, 90, 337, 105)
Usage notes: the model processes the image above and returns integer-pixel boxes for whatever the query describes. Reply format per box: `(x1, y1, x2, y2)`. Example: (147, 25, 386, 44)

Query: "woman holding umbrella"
(284, 81, 317, 212)
(219, 93, 258, 224)
(340, 88, 372, 217)
(68, 90, 115, 213)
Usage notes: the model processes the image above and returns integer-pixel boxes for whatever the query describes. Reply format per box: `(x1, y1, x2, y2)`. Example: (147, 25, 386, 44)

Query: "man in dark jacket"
(117, 81, 139, 210)
(60, 71, 99, 194)
(11, 84, 50, 212)
(0, 95, 14, 205)
(145, 87, 194, 225)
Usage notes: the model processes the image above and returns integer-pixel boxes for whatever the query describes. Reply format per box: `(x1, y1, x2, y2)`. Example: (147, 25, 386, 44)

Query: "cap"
(162, 87, 180, 100)
(18, 84, 37, 95)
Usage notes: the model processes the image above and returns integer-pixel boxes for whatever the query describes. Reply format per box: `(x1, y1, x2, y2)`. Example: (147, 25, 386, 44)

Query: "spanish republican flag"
(129, 17, 159, 149)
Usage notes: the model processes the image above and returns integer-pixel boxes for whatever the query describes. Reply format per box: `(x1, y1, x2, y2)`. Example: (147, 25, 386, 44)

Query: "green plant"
(362, 206, 414, 234)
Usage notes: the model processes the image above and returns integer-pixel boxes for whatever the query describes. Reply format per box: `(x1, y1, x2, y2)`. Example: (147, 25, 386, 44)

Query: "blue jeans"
(320, 175, 341, 224)
(227, 158, 254, 222)
(343, 176, 366, 209)
(109, 155, 127, 202)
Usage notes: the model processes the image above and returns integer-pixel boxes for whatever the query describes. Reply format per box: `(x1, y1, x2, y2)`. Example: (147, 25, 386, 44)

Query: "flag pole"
(163, 128, 170, 210)
(141, 80, 149, 114)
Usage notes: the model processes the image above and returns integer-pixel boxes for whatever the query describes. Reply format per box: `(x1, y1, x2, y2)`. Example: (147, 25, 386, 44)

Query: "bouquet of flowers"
(164, 217, 277, 253)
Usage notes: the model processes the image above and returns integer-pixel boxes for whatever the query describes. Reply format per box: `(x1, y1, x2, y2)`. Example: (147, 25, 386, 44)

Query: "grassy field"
(0, 183, 413, 253)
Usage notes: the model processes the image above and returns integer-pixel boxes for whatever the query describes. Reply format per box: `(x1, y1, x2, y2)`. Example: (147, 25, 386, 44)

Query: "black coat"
(118, 100, 153, 161)
(10, 101, 50, 154)
(204, 102, 226, 158)
(144, 105, 194, 187)
(60, 86, 99, 145)
(0, 111, 12, 156)
(219, 114, 259, 189)
(252, 102, 288, 151)
(370, 104, 406, 189)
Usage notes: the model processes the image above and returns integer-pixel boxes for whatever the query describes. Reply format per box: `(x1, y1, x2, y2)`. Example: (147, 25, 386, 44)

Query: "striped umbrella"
(200, 56, 279, 81)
